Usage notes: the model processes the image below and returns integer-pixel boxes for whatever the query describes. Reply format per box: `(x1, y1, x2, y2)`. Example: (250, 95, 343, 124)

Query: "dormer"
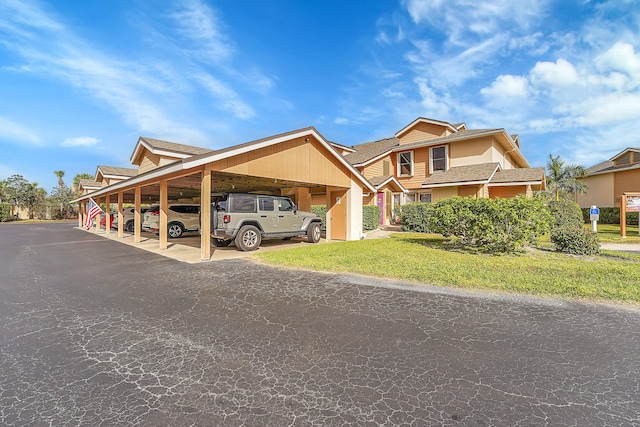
(94, 166, 137, 187)
(612, 148, 640, 168)
(130, 137, 212, 174)
(395, 118, 463, 145)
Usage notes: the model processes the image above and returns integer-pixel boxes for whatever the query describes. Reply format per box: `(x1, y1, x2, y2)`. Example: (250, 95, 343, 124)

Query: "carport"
(74, 127, 375, 260)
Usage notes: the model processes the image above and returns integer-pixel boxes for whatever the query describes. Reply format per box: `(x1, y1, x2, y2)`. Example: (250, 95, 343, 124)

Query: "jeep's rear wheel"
(212, 238, 232, 247)
(307, 223, 321, 243)
(168, 222, 184, 238)
(235, 225, 261, 251)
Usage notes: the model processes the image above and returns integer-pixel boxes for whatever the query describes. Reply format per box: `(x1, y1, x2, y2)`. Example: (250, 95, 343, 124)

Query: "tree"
(545, 154, 587, 201)
(54, 170, 65, 187)
(72, 173, 94, 193)
(1, 175, 47, 219)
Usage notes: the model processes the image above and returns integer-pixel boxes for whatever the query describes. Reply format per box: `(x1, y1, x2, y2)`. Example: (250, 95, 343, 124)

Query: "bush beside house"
(549, 199, 600, 255)
(0, 203, 12, 222)
(362, 205, 380, 231)
(580, 207, 639, 226)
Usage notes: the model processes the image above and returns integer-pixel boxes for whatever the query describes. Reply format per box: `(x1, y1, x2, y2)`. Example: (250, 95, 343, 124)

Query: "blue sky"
(1, 0, 639, 193)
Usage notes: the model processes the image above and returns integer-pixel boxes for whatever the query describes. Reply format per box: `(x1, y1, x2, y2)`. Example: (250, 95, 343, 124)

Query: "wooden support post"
(159, 180, 168, 249)
(117, 192, 124, 238)
(78, 201, 83, 228)
(134, 187, 141, 243)
(104, 195, 111, 235)
(200, 168, 212, 261)
(621, 194, 627, 238)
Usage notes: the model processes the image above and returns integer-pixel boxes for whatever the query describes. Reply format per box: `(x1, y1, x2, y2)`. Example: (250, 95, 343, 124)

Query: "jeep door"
(257, 196, 277, 233)
(276, 197, 303, 231)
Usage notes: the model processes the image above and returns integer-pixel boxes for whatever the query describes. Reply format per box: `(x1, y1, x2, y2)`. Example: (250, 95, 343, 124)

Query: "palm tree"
(54, 170, 65, 187)
(545, 154, 587, 201)
(72, 173, 94, 193)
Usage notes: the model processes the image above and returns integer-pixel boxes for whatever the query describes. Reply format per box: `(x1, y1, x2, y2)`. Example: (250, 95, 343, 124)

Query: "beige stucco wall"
(576, 174, 615, 208)
(397, 122, 448, 144)
(432, 187, 458, 201)
(449, 137, 493, 167)
(614, 169, 640, 205)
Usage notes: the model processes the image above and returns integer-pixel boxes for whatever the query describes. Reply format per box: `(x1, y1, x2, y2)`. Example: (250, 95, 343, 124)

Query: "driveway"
(1, 222, 639, 426)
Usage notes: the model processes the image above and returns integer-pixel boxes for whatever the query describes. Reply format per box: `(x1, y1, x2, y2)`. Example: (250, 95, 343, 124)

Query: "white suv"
(142, 204, 200, 238)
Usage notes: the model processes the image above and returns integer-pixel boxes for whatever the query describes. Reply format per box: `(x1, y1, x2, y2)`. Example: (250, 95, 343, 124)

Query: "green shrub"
(580, 207, 639, 225)
(362, 205, 380, 231)
(400, 196, 551, 253)
(311, 205, 326, 229)
(550, 199, 600, 255)
(430, 196, 551, 252)
(551, 228, 600, 255)
(0, 203, 12, 222)
(396, 202, 434, 233)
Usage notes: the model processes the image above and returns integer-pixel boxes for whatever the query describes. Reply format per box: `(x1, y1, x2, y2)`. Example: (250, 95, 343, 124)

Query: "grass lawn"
(592, 223, 640, 243)
(256, 233, 640, 305)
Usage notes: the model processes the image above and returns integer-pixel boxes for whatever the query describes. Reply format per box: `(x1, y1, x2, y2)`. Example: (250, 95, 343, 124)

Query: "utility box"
(590, 206, 599, 232)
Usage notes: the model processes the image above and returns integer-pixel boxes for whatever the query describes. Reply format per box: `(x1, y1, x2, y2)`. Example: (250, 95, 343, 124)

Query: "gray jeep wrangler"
(209, 193, 322, 251)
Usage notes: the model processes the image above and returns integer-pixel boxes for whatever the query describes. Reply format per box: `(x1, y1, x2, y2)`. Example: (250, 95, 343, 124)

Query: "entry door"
(329, 190, 347, 240)
(376, 192, 384, 225)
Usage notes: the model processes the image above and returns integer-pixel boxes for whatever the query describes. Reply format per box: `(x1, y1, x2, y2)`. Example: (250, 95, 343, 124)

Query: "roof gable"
(395, 117, 461, 139)
(130, 136, 211, 166)
(95, 165, 137, 182)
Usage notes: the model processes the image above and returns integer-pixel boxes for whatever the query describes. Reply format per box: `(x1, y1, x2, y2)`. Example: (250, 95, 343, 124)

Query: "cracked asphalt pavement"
(1, 222, 639, 426)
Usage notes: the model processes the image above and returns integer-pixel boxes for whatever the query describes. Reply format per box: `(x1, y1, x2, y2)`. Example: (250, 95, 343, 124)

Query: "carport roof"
(74, 126, 375, 202)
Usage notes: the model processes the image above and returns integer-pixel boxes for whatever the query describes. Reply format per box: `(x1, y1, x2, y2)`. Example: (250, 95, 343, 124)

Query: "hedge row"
(0, 203, 12, 222)
(581, 207, 639, 225)
(398, 196, 551, 253)
(311, 204, 381, 232)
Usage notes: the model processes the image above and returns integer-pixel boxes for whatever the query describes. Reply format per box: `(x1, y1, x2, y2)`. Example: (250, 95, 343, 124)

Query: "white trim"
(74, 128, 376, 202)
(395, 117, 458, 138)
(422, 179, 490, 189)
(129, 138, 194, 164)
(373, 176, 409, 193)
(587, 163, 640, 176)
(488, 181, 543, 187)
(353, 149, 393, 168)
(429, 145, 448, 174)
(397, 150, 414, 177)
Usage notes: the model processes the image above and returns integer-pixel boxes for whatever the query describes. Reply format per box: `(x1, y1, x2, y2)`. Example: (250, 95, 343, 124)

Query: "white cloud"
(169, 0, 233, 61)
(0, 116, 40, 145)
(595, 42, 640, 88)
(60, 136, 100, 147)
(195, 74, 255, 119)
(481, 74, 530, 98)
(414, 77, 451, 117)
(530, 58, 579, 87)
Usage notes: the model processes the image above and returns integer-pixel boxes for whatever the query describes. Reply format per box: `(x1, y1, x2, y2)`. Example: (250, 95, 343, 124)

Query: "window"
(398, 151, 413, 176)
(230, 195, 256, 213)
(419, 193, 432, 203)
(258, 197, 274, 211)
(430, 146, 447, 173)
(277, 198, 295, 212)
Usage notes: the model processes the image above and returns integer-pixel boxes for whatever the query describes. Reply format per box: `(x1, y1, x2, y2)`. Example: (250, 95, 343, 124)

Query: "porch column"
(117, 192, 124, 238)
(134, 187, 141, 243)
(104, 194, 111, 235)
(325, 187, 332, 242)
(200, 167, 212, 261)
(159, 180, 168, 249)
(346, 178, 363, 241)
(78, 201, 83, 228)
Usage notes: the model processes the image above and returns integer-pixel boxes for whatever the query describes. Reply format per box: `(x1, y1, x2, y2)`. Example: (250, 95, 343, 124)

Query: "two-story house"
(576, 147, 640, 208)
(344, 118, 546, 225)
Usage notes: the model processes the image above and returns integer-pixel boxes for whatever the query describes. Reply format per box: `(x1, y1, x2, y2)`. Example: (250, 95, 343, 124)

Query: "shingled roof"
(96, 166, 137, 177)
(422, 163, 500, 187)
(490, 167, 546, 183)
(138, 137, 212, 156)
(344, 138, 399, 165)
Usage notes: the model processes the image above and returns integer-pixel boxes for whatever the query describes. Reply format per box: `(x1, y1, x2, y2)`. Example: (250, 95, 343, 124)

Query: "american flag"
(84, 197, 103, 230)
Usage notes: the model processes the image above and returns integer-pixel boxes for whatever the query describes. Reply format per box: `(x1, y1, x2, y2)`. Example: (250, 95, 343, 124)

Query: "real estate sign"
(620, 192, 640, 238)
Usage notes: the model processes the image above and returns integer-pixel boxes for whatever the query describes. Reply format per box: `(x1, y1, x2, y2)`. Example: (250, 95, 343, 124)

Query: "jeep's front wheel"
(307, 223, 321, 243)
(235, 225, 261, 251)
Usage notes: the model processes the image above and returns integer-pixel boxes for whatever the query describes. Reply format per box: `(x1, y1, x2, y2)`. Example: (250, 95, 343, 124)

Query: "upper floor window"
(430, 146, 447, 173)
(398, 151, 413, 176)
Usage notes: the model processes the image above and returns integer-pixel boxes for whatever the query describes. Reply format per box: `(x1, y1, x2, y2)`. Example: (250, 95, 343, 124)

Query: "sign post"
(621, 192, 640, 238)
(589, 206, 599, 233)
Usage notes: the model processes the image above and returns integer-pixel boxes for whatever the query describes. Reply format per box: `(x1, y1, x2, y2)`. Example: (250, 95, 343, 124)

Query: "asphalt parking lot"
(1, 222, 639, 426)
